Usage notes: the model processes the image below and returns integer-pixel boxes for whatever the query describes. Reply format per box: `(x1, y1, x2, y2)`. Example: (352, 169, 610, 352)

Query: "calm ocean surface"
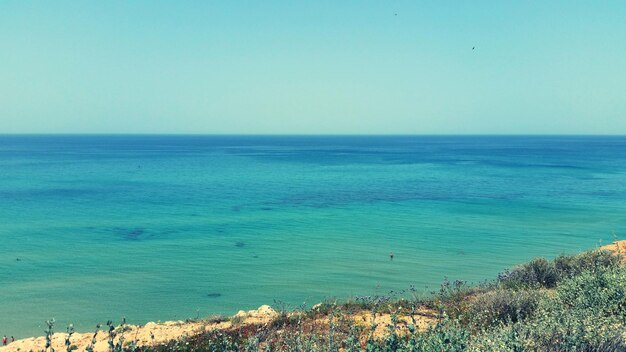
(1, 135, 626, 336)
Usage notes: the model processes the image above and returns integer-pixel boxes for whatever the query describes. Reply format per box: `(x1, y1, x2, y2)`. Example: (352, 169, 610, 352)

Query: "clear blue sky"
(1, 1, 624, 134)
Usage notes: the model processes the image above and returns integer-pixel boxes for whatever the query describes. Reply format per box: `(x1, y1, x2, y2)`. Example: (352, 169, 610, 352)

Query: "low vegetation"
(31, 247, 626, 351)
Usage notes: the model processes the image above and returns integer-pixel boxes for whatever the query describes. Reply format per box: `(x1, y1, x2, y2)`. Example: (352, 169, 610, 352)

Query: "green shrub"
(403, 318, 470, 352)
(499, 258, 559, 289)
(554, 250, 619, 280)
(514, 308, 625, 351)
(555, 267, 626, 322)
(151, 330, 241, 352)
(470, 311, 626, 352)
(468, 289, 543, 328)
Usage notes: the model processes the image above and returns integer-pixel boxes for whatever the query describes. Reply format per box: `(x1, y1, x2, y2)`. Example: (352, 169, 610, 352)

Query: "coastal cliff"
(2, 241, 625, 352)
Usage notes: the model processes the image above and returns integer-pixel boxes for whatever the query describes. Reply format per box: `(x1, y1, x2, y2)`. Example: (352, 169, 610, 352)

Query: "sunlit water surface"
(1, 135, 626, 336)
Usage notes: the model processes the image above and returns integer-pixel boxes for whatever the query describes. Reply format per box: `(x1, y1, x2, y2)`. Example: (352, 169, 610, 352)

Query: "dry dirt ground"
(0, 305, 437, 352)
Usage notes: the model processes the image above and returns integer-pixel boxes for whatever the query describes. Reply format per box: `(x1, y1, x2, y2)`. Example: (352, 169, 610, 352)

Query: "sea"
(1, 135, 626, 337)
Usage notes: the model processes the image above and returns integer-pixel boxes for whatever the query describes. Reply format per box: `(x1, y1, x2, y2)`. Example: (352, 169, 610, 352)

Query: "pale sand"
(352, 308, 437, 339)
(0, 304, 438, 352)
(0, 305, 278, 352)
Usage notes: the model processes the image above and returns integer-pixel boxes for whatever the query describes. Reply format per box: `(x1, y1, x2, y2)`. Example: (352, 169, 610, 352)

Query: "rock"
(233, 305, 277, 324)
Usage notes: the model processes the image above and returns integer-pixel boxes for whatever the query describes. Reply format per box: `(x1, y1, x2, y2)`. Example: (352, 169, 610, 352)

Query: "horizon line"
(1, 133, 626, 137)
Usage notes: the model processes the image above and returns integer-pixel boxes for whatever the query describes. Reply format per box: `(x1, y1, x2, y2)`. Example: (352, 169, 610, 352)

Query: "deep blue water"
(1, 135, 626, 337)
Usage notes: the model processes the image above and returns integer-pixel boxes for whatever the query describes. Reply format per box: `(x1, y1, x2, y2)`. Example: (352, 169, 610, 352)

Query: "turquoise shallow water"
(1, 135, 626, 337)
